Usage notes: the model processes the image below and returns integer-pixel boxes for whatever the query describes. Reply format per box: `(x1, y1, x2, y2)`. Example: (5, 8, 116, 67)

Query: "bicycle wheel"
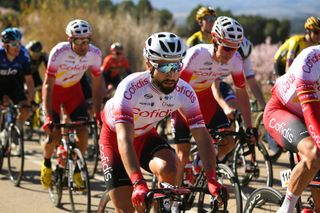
(48, 166, 64, 207)
(244, 187, 283, 213)
(198, 164, 242, 213)
(85, 123, 99, 179)
(97, 191, 115, 213)
(255, 111, 282, 162)
(69, 148, 91, 213)
(7, 124, 24, 186)
(232, 139, 273, 201)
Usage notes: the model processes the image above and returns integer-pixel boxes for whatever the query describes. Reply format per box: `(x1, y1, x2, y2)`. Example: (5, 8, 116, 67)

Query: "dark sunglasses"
(203, 16, 215, 23)
(149, 61, 183, 74)
(73, 38, 91, 46)
(8, 41, 21, 48)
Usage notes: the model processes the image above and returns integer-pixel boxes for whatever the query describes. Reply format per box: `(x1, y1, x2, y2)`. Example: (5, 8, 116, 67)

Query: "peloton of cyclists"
(99, 32, 225, 212)
(40, 19, 103, 189)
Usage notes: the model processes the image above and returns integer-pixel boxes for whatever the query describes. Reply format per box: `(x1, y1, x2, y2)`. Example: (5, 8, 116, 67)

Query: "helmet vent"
(167, 42, 176, 52)
(160, 41, 169, 52)
(149, 49, 161, 57)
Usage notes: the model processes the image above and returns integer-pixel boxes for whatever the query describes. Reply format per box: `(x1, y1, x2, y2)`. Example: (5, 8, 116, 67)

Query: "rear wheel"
(7, 124, 24, 186)
(97, 191, 115, 213)
(69, 148, 91, 213)
(244, 187, 283, 213)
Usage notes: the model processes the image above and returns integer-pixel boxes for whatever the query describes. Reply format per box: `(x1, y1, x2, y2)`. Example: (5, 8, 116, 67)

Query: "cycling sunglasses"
(72, 38, 91, 46)
(8, 41, 21, 48)
(220, 45, 238, 52)
(149, 61, 183, 74)
(203, 16, 215, 23)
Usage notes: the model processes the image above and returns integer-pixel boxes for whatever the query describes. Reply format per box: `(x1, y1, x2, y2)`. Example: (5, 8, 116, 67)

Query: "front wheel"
(69, 148, 91, 213)
(7, 124, 24, 186)
(198, 164, 242, 213)
(48, 166, 64, 207)
(97, 190, 115, 213)
(244, 187, 283, 213)
(85, 123, 99, 179)
(232, 140, 273, 201)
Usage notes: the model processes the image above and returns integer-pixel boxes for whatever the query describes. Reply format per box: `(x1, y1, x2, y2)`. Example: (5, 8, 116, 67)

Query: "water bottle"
(0, 129, 8, 147)
(183, 161, 195, 186)
(192, 154, 203, 175)
(57, 145, 67, 168)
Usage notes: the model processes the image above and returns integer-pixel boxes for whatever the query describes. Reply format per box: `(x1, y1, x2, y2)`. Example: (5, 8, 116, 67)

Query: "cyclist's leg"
(219, 80, 237, 109)
(264, 95, 320, 212)
(99, 123, 135, 212)
(9, 87, 30, 129)
(170, 110, 192, 185)
(311, 187, 320, 212)
(64, 83, 89, 155)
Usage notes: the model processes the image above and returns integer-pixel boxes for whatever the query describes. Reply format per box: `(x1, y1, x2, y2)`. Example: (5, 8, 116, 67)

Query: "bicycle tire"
(97, 190, 116, 213)
(48, 166, 64, 207)
(86, 122, 99, 179)
(255, 111, 282, 162)
(68, 148, 91, 213)
(7, 124, 24, 186)
(198, 163, 242, 213)
(232, 139, 273, 201)
(244, 187, 283, 213)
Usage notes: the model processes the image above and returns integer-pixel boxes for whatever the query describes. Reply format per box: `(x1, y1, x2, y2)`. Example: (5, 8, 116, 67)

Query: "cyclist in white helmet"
(171, 16, 257, 187)
(99, 32, 225, 212)
(40, 19, 103, 189)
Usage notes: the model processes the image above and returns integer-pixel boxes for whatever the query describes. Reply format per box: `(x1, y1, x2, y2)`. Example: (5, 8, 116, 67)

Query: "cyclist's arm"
(247, 77, 266, 109)
(285, 40, 299, 72)
(235, 87, 253, 127)
(24, 74, 35, 103)
(115, 121, 144, 181)
(211, 79, 235, 116)
(190, 127, 217, 174)
(91, 72, 103, 115)
(42, 75, 55, 117)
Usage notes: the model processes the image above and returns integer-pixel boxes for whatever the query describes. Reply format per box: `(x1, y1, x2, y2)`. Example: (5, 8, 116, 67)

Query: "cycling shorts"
(171, 104, 230, 144)
(0, 85, 27, 104)
(50, 83, 88, 122)
(80, 75, 92, 100)
(263, 94, 309, 153)
(219, 81, 236, 102)
(99, 124, 174, 190)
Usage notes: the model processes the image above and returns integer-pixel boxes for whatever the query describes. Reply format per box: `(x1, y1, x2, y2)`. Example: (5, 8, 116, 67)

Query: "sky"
(112, 0, 320, 24)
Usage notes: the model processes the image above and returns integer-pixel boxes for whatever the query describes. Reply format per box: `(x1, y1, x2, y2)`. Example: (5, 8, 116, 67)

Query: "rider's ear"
(212, 37, 217, 44)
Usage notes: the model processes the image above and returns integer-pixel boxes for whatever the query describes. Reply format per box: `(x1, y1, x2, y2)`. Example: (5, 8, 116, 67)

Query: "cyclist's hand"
(42, 116, 53, 133)
(224, 107, 236, 121)
(206, 170, 228, 204)
(95, 111, 102, 128)
(246, 127, 259, 145)
(131, 179, 149, 212)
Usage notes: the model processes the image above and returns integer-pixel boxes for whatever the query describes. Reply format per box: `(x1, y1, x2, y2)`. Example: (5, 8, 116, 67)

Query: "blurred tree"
(264, 18, 279, 43)
(238, 15, 266, 44)
(277, 19, 290, 43)
(136, 0, 153, 23)
(154, 9, 173, 27)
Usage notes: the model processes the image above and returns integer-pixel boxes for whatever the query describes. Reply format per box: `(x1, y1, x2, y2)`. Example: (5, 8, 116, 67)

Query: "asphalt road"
(0, 136, 298, 213)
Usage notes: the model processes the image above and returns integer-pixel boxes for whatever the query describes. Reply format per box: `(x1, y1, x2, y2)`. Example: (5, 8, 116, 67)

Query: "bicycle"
(98, 180, 229, 213)
(85, 119, 100, 179)
(0, 104, 26, 186)
(47, 121, 92, 213)
(210, 111, 273, 201)
(23, 102, 45, 142)
(244, 150, 320, 213)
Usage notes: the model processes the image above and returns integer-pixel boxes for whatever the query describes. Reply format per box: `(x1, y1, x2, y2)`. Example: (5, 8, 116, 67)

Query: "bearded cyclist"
(99, 32, 224, 212)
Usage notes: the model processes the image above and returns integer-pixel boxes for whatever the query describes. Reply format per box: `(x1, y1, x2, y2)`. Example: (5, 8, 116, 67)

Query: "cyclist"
(264, 44, 320, 213)
(273, 16, 320, 77)
(172, 16, 257, 185)
(0, 28, 35, 130)
(25, 40, 48, 104)
(186, 6, 216, 48)
(40, 19, 103, 189)
(101, 42, 131, 100)
(99, 32, 224, 212)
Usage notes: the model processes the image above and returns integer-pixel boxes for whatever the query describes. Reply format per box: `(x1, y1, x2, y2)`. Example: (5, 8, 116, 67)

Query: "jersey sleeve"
(101, 55, 112, 73)
(46, 45, 61, 78)
(89, 46, 102, 77)
(286, 38, 300, 63)
(230, 53, 246, 88)
(243, 56, 255, 79)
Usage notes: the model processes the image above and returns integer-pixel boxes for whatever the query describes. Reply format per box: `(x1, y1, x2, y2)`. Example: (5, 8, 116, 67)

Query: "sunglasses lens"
(9, 42, 20, 47)
(204, 16, 215, 23)
(222, 46, 237, 52)
(158, 63, 181, 73)
(73, 38, 90, 45)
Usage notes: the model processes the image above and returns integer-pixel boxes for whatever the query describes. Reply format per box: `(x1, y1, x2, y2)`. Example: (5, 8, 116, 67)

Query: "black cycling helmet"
(26, 40, 43, 52)
(1, 27, 22, 43)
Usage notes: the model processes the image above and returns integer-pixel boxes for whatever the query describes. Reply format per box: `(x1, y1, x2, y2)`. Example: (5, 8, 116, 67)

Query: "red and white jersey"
(102, 71, 206, 137)
(180, 44, 245, 93)
(46, 42, 102, 88)
(273, 45, 320, 116)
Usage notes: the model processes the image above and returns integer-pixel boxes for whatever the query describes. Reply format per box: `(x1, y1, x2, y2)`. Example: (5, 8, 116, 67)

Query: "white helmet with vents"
(211, 16, 244, 48)
(66, 19, 92, 38)
(143, 32, 187, 62)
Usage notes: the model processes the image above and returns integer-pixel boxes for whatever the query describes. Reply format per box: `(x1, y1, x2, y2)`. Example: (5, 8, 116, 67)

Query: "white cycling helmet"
(143, 32, 187, 62)
(211, 16, 244, 48)
(66, 19, 92, 38)
(238, 37, 252, 59)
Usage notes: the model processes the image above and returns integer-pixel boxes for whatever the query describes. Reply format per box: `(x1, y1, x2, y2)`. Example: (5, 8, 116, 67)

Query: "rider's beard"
(152, 78, 177, 94)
